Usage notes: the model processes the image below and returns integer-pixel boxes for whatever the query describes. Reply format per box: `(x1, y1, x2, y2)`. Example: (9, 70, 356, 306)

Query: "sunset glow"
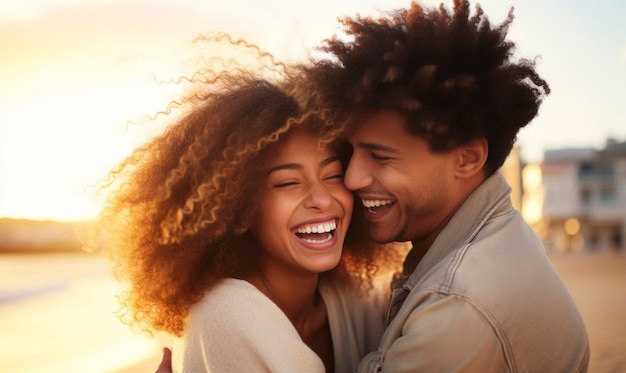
(1, 3, 625, 373)
(1, 0, 625, 222)
(1, 67, 180, 221)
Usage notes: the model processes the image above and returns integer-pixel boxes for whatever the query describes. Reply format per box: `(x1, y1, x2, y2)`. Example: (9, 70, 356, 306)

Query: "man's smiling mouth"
(361, 199, 395, 213)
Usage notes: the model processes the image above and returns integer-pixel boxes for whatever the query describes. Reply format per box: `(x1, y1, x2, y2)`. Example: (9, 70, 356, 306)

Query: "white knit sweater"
(172, 278, 387, 373)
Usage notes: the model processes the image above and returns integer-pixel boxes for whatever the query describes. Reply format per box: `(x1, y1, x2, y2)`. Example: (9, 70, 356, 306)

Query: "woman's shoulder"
(174, 282, 324, 372)
(196, 278, 259, 301)
(190, 278, 274, 316)
(185, 278, 296, 339)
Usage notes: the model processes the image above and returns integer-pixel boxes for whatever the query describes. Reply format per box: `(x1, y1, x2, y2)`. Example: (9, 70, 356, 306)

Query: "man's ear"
(454, 138, 488, 178)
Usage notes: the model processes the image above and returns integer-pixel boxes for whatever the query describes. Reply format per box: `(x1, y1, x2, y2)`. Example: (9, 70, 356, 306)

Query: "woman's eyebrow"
(320, 156, 340, 167)
(266, 156, 340, 175)
(267, 163, 301, 175)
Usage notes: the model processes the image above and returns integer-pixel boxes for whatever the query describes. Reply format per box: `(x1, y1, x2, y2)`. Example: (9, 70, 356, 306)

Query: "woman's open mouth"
(293, 219, 337, 244)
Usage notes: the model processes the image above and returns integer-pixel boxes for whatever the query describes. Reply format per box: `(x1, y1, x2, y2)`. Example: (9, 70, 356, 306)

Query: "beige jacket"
(357, 173, 590, 372)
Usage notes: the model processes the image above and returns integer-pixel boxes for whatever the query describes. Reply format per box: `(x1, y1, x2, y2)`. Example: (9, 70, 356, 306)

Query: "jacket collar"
(401, 172, 513, 288)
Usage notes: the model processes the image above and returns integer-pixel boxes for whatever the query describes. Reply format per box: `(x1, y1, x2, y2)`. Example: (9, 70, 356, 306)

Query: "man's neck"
(405, 209, 455, 274)
(405, 180, 480, 274)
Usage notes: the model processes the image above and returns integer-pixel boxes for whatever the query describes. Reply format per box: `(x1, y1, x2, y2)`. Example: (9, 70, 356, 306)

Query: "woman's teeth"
(295, 220, 336, 234)
(301, 233, 333, 244)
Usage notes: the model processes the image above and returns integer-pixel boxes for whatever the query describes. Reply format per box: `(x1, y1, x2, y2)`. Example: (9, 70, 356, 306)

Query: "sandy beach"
(0, 252, 169, 373)
(548, 250, 626, 373)
(0, 250, 624, 372)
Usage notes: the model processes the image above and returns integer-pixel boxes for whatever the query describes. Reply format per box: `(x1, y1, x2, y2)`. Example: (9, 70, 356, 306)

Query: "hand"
(154, 347, 173, 373)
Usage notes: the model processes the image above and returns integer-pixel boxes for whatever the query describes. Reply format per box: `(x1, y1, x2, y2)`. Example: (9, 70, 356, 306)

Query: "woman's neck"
(246, 269, 321, 334)
(244, 270, 334, 372)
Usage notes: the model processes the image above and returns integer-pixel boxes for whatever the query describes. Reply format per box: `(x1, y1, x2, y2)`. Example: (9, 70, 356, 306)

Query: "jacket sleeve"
(380, 293, 509, 372)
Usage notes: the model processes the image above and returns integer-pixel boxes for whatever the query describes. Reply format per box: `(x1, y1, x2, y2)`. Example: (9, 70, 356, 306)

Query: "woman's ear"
(454, 138, 488, 178)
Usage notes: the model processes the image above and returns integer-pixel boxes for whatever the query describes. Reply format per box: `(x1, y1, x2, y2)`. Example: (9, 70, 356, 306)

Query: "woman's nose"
(303, 184, 332, 210)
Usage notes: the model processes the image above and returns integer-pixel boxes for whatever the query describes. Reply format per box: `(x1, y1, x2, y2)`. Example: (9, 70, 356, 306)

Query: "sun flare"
(0, 63, 181, 222)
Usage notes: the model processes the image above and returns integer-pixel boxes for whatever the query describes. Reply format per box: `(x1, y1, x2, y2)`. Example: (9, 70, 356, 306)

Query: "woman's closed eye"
(273, 180, 300, 188)
(324, 172, 344, 183)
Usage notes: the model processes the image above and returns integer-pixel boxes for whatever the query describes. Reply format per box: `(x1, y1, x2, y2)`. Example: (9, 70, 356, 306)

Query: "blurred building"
(539, 139, 626, 253)
(501, 146, 522, 211)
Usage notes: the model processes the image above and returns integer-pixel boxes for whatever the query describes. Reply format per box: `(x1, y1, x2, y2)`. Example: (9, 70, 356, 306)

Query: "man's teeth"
(361, 199, 394, 208)
(295, 220, 336, 234)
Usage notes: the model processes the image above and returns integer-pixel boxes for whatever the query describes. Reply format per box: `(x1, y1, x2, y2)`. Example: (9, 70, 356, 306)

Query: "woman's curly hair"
(298, 0, 550, 176)
(90, 34, 401, 337)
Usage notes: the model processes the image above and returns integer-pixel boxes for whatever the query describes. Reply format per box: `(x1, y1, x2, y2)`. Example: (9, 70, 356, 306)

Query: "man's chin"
(367, 224, 397, 244)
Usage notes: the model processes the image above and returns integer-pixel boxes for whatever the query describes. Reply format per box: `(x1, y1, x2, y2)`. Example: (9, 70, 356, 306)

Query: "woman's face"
(250, 128, 353, 277)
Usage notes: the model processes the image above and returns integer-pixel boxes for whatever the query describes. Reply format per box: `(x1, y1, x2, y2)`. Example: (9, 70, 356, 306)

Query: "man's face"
(344, 110, 459, 244)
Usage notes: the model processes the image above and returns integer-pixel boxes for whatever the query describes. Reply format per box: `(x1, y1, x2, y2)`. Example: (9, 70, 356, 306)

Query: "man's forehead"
(346, 109, 408, 137)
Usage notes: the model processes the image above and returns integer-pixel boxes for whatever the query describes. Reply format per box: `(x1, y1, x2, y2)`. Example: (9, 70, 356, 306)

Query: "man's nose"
(344, 155, 373, 191)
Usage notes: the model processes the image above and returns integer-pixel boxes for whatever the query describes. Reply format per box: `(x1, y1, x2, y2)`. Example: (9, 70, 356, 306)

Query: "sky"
(0, 0, 625, 222)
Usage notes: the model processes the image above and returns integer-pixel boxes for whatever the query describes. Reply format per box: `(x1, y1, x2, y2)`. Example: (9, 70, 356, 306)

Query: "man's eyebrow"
(356, 142, 400, 153)
(267, 156, 341, 175)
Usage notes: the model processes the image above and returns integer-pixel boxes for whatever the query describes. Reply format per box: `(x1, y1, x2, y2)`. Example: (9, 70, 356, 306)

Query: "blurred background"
(1, 0, 624, 372)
